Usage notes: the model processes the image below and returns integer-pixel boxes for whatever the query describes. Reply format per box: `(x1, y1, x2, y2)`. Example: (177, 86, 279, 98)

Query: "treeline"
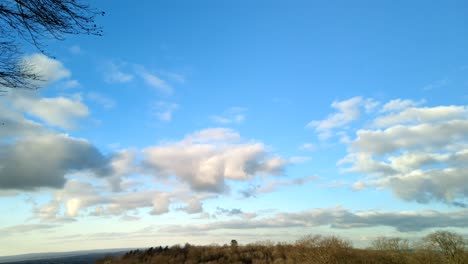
(96, 230, 467, 264)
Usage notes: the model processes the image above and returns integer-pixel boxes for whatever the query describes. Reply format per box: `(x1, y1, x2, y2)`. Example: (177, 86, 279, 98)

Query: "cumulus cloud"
(142, 128, 287, 193)
(0, 134, 112, 190)
(0, 103, 46, 139)
(151, 194, 171, 215)
(0, 55, 152, 226)
(37, 181, 151, 219)
(373, 106, 467, 128)
(0, 68, 131, 191)
(315, 97, 468, 206)
(179, 198, 204, 214)
(23, 54, 71, 84)
(35, 180, 217, 219)
(10, 93, 89, 129)
(3, 54, 89, 130)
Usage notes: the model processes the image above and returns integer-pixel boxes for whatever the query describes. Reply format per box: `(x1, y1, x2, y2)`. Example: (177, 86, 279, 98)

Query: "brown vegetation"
(96, 230, 467, 264)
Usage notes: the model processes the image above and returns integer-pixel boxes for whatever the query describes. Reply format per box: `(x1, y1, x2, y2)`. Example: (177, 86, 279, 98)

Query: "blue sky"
(1, 0, 468, 256)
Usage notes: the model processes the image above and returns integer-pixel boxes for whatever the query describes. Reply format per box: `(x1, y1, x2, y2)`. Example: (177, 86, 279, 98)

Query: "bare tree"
(424, 230, 466, 264)
(0, 0, 103, 90)
(371, 237, 409, 251)
(371, 237, 410, 263)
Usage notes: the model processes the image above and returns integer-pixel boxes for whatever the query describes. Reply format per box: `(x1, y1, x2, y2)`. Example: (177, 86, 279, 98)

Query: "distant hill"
(0, 249, 130, 264)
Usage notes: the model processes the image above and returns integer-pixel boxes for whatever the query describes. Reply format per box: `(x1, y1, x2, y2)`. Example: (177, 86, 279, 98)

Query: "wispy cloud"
(160, 207, 468, 233)
(211, 107, 247, 124)
(62, 80, 80, 89)
(0, 224, 58, 236)
(135, 66, 173, 95)
(151, 101, 178, 121)
(87, 92, 116, 109)
(69, 45, 82, 55)
(104, 61, 134, 83)
(160, 71, 186, 84)
(423, 78, 449, 91)
(240, 176, 318, 198)
(299, 143, 316, 152)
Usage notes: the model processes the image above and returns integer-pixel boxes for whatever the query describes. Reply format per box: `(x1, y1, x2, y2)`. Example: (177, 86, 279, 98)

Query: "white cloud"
(179, 198, 204, 214)
(105, 62, 134, 83)
(0, 82, 132, 192)
(11, 92, 89, 129)
(380, 99, 424, 113)
(142, 128, 287, 193)
(351, 120, 468, 156)
(34, 179, 217, 219)
(23, 54, 71, 84)
(307, 97, 365, 140)
(0, 102, 47, 139)
(151, 195, 171, 215)
(106, 150, 138, 192)
(66, 198, 82, 217)
(110, 150, 137, 177)
(374, 106, 467, 127)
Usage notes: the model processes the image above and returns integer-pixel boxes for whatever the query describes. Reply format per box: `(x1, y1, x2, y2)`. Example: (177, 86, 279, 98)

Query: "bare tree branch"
(0, 0, 103, 91)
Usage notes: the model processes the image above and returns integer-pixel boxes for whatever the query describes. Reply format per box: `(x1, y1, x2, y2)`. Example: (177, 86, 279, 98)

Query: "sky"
(1, 0, 468, 256)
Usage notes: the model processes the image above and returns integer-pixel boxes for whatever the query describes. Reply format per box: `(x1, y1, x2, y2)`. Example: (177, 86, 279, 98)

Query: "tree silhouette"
(231, 239, 238, 247)
(0, 0, 103, 90)
(424, 231, 466, 264)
